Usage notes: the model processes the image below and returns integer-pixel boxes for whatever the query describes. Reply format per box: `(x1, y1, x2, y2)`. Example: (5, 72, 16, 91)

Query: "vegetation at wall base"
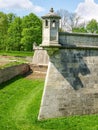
(0, 76, 98, 130)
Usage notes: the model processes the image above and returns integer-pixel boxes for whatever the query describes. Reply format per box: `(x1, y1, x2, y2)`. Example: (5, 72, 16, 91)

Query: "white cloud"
(0, 0, 44, 13)
(75, 0, 98, 21)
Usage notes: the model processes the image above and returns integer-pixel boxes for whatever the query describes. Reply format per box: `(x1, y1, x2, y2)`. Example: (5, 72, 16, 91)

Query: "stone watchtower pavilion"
(41, 8, 61, 46)
(38, 8, 98, 120)
(32, 8, 60, 66)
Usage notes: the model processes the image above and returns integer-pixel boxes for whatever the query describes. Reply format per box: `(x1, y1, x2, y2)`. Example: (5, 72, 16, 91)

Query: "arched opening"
(52, 20, 56, 28)
(45, 20, 48, 27)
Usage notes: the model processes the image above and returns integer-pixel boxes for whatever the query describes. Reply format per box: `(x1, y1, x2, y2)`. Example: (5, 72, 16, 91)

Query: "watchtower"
(41, 8, 61, 46)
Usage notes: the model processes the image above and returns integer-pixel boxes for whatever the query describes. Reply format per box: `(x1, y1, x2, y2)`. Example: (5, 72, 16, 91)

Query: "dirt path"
(25, 65, 47, 80)
(0, 55, 32, 67)
(0, 55, 47, 80)
(0, 55, 14, 66)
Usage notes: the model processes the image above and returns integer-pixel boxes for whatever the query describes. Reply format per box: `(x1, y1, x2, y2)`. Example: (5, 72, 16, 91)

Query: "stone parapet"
(59, 32, 98, 48)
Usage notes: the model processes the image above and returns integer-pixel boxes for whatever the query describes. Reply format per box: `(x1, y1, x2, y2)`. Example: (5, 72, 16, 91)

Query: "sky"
(0, 0, 98, 21)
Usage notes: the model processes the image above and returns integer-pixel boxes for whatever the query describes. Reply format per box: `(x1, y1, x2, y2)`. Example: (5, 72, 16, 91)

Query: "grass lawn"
(0, 51, 33, 57)
(0, 76, 98, 130)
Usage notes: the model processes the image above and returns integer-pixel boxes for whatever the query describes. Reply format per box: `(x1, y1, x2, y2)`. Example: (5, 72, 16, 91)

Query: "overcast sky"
(0, 0, 98, 21)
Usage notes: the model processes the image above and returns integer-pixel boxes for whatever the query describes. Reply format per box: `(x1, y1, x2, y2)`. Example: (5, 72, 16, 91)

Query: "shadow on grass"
(0, 76, 23, 90)
(0, 68, 33, 90)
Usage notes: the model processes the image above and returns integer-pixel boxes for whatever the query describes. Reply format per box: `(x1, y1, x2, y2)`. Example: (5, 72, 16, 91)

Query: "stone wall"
(38, 32, 98, 120)
(0, 63, 30, 84)
(38, 48, 98, 119)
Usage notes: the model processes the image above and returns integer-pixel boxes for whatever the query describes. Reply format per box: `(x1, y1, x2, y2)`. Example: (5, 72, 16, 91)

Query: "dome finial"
(50, 8, 54, 13)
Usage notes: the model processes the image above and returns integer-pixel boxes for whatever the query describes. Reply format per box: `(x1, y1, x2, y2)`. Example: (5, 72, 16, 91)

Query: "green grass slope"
(0, 76, 98, 130)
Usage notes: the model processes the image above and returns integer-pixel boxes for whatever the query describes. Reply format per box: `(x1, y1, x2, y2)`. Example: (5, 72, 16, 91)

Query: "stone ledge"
(59, 32, 98, 37)
(40, 44, 98, 50)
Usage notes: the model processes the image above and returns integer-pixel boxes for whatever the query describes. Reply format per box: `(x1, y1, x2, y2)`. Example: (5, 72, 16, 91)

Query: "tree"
(7, 17, 22, 51)
(57, 9, 82, 32)
(72, 22, 87, 33)
(57, 9, 69, 31)
(7, 13, 16, 27)
(86, 19, 98, 33)
(21, 28, 34, 51)
(68, 13, 82, 31)
(21, 13, 42, 51)
(72, 27, 87, 33)
(0, 12, 8, 50)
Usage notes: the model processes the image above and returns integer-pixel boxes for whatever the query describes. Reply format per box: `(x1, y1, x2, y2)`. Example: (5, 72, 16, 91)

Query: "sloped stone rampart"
(38, 32, 98, 120)
(38, 48, 98, 119)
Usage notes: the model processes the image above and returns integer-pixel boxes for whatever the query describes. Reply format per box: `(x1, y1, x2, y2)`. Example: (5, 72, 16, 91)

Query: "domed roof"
(42, 8, 61, 19)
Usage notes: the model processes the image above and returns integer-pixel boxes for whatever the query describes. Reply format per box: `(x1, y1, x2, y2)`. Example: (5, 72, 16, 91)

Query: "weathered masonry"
(38, 8, 98, 120)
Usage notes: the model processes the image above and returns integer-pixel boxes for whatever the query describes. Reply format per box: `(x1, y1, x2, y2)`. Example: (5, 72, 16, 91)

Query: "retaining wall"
(0, 63, 30, 84)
